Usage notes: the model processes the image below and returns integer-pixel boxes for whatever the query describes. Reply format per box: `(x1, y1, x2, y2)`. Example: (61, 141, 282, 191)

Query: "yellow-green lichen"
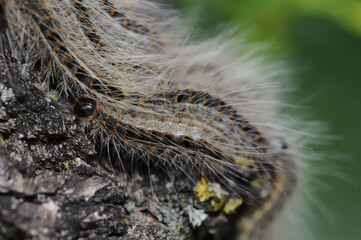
(48, 95, 56, 101)
(223, 198, 243, 214)
(210, 197, 226, 212)
(0, 137, 7, 147)
(195, 177, 216, 202)
(194, 177, 243, 214)
(64, 161, 71, 170)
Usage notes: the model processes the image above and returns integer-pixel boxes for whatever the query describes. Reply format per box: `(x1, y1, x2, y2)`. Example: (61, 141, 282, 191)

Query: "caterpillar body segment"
(78, 81, 294, 238)
(6, 0, 170, 100)
(1, 1, 301, 239)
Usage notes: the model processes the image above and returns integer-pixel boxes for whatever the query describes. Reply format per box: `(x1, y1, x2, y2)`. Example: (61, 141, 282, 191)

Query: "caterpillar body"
(0, 0, 306, 239)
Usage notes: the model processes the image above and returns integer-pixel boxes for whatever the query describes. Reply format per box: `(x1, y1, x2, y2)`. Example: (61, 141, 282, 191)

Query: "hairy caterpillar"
(0, 0, 313, 239)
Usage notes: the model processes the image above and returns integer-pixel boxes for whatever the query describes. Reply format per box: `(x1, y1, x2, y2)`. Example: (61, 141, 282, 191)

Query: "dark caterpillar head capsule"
(73, 98, 96, 117)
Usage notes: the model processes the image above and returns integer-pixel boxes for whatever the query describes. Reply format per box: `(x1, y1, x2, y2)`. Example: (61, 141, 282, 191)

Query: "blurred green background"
(178, 0, 361, 239)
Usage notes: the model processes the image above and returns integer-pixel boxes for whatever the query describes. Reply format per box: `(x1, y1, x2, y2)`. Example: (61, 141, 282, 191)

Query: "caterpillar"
(0, 0, 312, 239)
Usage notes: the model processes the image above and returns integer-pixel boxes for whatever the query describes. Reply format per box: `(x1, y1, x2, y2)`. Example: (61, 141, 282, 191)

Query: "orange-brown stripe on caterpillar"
(12, 0, 160, 99)
(99, 0, 156, 36)
(10, 0, 121, 100)
(74, 88, 277, 197)
(71, 0, 161, 52)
